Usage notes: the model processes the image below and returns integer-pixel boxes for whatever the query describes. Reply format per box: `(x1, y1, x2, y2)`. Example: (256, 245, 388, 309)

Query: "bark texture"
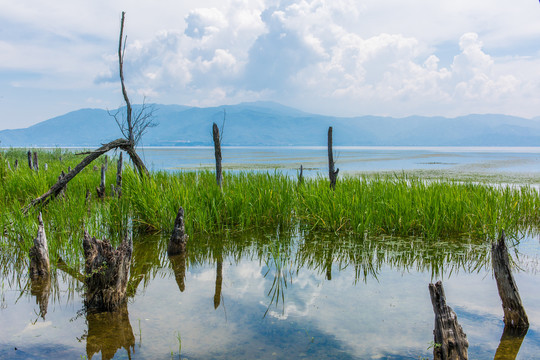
(29, 213, 50, 279)
(429, 281, 468, 360)
(83, 231, 132, 312)
(492, 230, 529, 329)
(167, 206, 189, 255)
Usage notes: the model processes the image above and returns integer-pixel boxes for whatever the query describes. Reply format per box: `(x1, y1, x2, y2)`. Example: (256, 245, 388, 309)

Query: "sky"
(1, 0, 540, 130)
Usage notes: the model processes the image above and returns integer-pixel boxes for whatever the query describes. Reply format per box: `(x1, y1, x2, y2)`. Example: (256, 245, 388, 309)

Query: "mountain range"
(1, 101, 539, 147)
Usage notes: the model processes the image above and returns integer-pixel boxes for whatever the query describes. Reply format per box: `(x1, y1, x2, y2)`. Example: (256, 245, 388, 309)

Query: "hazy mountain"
(1, 102, 539, 147)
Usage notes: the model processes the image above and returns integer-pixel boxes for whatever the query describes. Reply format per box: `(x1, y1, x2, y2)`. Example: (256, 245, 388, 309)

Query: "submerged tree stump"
(328, 127, 339, 190)
(83, 231, 132, 312)
(29, 213, 50, 279)
(167, 206, 189, 256)
(429, 281, 468, 360)
(492, 230, 529, 329)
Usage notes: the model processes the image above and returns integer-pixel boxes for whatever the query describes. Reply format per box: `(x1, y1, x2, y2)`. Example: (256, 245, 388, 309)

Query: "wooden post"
(212, 122, 223, 187)
(27, 150, 32, 170)
(97, 164, 106, 199)
(167, 206, 189, 255)
(83, 231, 132, 312)
(492, 230, 529, 329)
(429, 281, 468, 360)
(328, 127, 339, 190)
(116, 152, 123, 198)
(32, 151, 39, 172)
(29, 213, 50, 279)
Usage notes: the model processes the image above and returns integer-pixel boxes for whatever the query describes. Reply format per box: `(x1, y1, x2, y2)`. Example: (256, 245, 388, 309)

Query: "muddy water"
(1, 232, 540, 359)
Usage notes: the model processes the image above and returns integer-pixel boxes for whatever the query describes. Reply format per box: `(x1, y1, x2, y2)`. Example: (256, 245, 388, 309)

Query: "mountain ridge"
(1, 101, 539, 147)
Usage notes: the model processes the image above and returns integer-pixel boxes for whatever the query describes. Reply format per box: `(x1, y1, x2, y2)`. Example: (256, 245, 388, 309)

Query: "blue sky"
(1, 0, 540, 130)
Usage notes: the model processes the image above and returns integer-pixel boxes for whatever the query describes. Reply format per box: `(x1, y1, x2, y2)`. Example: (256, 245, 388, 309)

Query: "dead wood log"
(492, 230, 529, 329)
(83, 231, 132, 312)
(85, 303, 135, 360)
(328, 127, 339, 190)
(213, 122, 223, 187)
(32, 151, 39, 171)
(429, 281, 468, 360)
(29, 213, 50, 279)
(167, 206, 189, 256)
(96, 164, 106, 199)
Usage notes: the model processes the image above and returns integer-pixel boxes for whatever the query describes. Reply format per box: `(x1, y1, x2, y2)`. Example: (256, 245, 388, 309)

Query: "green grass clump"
(1, 149, 539, 267)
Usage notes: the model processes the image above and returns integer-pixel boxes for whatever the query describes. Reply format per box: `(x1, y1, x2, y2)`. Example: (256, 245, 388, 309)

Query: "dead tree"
(212, 122, 223, 187)
(96, 164, 106, 199)
(83, 231, 133, 312)
(492, 230, 529, 329)
(24, 11, 154, 212)
(29, 213, 50, 279)
(167, 206, 189, 255)
(429, 281, 468, 360)
(328, 127, 339, 190)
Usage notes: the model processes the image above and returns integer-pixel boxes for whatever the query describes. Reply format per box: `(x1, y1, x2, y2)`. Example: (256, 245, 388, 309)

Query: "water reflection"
(494, 326, 528, 360)
(29, 277, 50, 320)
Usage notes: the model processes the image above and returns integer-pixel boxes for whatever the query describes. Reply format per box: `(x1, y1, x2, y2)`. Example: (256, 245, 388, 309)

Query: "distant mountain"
(1, 101, 539, 147)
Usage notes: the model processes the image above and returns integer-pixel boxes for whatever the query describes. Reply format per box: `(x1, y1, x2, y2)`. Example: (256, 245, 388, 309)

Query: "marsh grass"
(1, 149, 539, 269)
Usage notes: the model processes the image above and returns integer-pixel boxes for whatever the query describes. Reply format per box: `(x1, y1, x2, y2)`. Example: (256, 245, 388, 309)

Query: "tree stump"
(83, 231, 132, 312)
(115, 152, 123, 198)
(96, 164, 106, 199)
(429, 281, 468, 360)
(167, 206, 189, 256)
(32, 151, 39, 171)
(492, 230, 529, 329)
(213, 122, 223, 187)
(328, 127, 339, 190)
(29, 213, 50, 279)
(27, 150, 32, 170)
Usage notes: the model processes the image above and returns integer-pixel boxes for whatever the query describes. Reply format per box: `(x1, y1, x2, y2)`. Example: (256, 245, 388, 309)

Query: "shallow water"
(1, 232, 540, 359)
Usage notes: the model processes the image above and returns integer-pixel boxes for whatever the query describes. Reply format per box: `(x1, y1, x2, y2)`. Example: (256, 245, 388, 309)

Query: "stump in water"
(167, 206, 189, 256)
(32, 151, 39, 172)
(429, 281, 468, 360)
(85, 303, 135, 360)
(327, 127, 339, 190)
(212, 122, 223, 187)
(83, 231, 132, 312)
(492, 230, 529, 330)
(29, 213, 50, 279)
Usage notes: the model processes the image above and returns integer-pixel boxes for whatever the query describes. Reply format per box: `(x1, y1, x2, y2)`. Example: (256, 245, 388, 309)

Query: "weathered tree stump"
(298, 164, 304, 185)
(492, 230, 529, 329)
(85, 303, 135, 360)
(168, 207, 189, 255)
(32, 151, 39, 171)
(96, 164, 106, 199)
(212, 122, 223, 187)
(27, 150, 32, 170)
(29, 213, 50, 279)
(328, 127, 339, 190)
(83, 231, 132, 312)
(429, 281, 468, 360)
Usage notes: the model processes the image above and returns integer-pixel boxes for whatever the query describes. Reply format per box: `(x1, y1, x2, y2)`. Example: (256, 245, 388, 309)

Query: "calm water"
(1, 146, 540, 359)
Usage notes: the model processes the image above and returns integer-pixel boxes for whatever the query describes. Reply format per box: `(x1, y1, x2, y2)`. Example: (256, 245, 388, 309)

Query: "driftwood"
(167, 206, 189, 255)
(214, 259, 223, 309)
(212, 122, 223, 187)
(96, 164, 106, 199)
(328, 127, 339, 190)
(492, 230, 529, 329)
(170, 252, 187, 292)
(429, 281, 468, 360)
(83, 231, 133, 312)
(29, 213, 50, 279)
(85, 303, 135, 360)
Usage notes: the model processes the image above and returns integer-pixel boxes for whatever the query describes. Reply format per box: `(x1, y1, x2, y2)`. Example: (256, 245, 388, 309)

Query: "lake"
(1, 146, 539, 359)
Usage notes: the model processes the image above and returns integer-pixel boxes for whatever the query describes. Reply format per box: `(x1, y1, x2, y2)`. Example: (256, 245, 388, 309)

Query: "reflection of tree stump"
(170, 252, 187, 292)
(492, 230, 529, 329)
(85, 303, 135, 360)
(429, 281, 468, 360)
(83, 231, 132, 312)
(214, 260, 223, 309)
(494, 325, 528, 360)
(168, 207, 188, 256)
(30, 277, 51, 319)
(29, 213, 50, 279)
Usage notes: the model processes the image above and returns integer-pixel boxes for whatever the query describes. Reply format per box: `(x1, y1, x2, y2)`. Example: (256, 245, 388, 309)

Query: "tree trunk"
(492, 230, 529, 329)
(328, 127, 339, 190)
(167, 206, 189, 256)
(29, 213, 50, 279)
(429, 281, 468, 360)
(83, 231, 132, 312)
(213, 122, 223, 187)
